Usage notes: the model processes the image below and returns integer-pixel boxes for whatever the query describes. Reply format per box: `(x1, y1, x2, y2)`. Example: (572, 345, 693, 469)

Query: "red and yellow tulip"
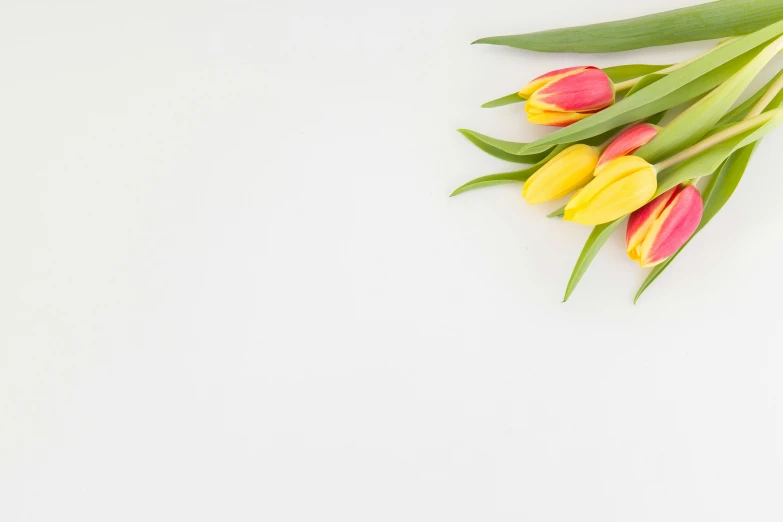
(522, 144, 600, 204)
(520, 66, 615, 126)
(626, 184, 703, 267)
(564, 155, 656, 225)
(596, 123, 660, 172)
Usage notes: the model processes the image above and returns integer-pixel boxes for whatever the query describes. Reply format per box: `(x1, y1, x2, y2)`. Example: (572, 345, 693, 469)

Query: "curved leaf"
(472, 0, 783, 53)
(563, 220, 622, 302)
(450, 146, 566, 197)
(458, 129, 552, 164)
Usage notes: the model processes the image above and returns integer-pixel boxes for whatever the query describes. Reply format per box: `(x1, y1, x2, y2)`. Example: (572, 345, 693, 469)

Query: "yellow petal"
(568, 168, 657, 225)
(522, 145, 599, 204)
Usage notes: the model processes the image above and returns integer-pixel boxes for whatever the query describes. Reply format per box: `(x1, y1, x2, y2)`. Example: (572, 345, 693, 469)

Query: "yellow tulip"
(563, 155, 657, 225)
(522, 144, 600, 204)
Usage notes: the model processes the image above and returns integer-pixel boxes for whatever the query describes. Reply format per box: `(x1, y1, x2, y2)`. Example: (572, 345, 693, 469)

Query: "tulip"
(596, 123, 660, 172)
(520, 66, 615, 126)
(626, 184, 703, 267)
(522, 144, 600, 204)
(563, 155, 656, 225)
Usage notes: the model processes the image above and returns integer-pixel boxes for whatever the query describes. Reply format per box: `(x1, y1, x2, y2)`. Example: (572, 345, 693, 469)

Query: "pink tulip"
(597, 123, 660, 172)
(626, 184, 704, 267)
(520, 67, 615, 127)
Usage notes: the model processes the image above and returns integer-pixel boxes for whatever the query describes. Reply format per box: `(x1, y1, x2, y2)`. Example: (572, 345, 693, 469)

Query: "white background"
(1, 0, 782, 520)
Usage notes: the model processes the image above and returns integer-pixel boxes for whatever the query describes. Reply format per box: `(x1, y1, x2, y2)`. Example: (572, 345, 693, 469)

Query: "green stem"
(746, 71, 783, 120)
(654, 109, 780, 171)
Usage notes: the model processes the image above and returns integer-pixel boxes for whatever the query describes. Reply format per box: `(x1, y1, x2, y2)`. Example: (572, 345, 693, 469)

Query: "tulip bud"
(520, 67, 615, 127)
(626, 184, 703, 267)
(596, 123, 660, 172)
(522, 144, 600, 204)
(563, 156, 656, 225)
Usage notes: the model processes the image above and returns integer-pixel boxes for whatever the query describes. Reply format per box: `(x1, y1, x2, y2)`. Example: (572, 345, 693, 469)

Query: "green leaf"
(623, 73, 666, 97)
(636, 35, 783, 164)
(634, 143, 756, 303)
(473, 0, 783, 53)
(458, 129, 552, 164)
(481, 92, 524, 108)
(547, 205, 565, 219)
(516, 23, 783, 155)
(563, 220, 623, 302)
(450, 146, 566, 197)
(603, 64, 672, 84)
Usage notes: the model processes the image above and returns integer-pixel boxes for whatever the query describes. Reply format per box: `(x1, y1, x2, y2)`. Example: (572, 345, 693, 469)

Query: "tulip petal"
(519, 66, 587, 98)
(568, 169, 657, 225)
(522, 145, 599, 204)
(639, 185, 703, 267)
(567, 156, 650, 207)
(597, 123, 661, 171)
(564, 156, 657, 225)
(525, 105, 594, 126)
(528, 67, 615, 113)
(625, 187, 679, 261)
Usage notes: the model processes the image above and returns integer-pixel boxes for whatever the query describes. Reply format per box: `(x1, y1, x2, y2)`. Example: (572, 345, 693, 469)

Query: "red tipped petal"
(640, 185, 703, 267)
(597, 123, 660, 170)
(519, 66, 588, 98)
(626, 186, 679, 259)
(530, 68, 614, 113)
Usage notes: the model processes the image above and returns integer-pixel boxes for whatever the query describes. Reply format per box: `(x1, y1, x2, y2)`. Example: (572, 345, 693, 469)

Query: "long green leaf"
(450, 146, 566, 197)
(562, 220, 622, 302)
(637, 35, 783, 163)
(473, 0, 783, 53)
(623, 73, 666, 97)
(458, 129, 552, 164)
(516, 23, 783, 155)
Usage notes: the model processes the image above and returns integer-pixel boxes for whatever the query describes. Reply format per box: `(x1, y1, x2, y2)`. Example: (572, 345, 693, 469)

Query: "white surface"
(1, 0, 782, 520)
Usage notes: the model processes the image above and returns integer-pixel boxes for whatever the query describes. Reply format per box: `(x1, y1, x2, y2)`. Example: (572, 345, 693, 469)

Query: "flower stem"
(654, 110, 780, 171)
(746, 72, 783, 120)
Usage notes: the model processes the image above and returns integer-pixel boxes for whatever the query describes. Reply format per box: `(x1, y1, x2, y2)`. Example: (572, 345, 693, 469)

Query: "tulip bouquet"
(455, 1, 783, 303)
